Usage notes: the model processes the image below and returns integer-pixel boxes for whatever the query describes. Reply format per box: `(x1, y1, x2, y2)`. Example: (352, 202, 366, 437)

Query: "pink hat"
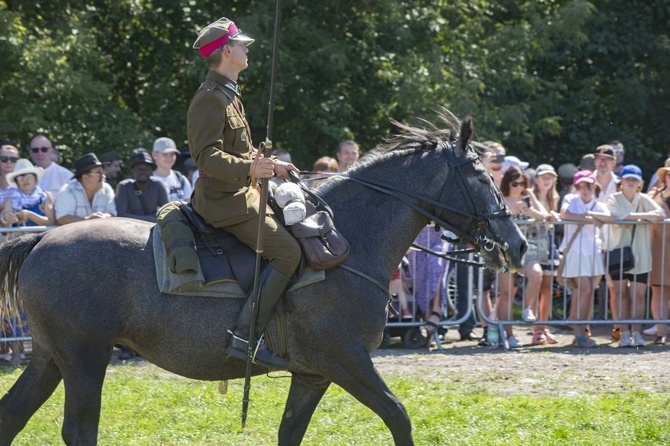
(573, 169, 596, 185)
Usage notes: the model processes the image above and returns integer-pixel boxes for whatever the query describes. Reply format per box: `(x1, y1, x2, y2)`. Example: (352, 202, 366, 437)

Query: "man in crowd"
(115, 149, 168, 222)
(100, 151, 123, 188)
(55, 153, 116, 224)
(336, 140, 360, 172)
(594, 144, 619, 203)
(28, 134, 73, 197)
(188, 17, 301, 370)
(152, 137, 192, 202)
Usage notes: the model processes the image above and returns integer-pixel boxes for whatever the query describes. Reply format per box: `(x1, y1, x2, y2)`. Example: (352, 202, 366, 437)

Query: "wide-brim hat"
(129, 149, 157, 170)
(74, 152, 103, 177)
(6, 158, 44, 188)
(193, 17, 255, 58)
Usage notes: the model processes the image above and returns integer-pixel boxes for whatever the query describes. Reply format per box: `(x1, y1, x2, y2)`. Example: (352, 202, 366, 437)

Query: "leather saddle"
(179, 204, 258, 293)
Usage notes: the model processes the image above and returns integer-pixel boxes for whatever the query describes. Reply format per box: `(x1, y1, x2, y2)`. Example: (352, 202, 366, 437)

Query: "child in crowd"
(531, 163, 561, 345)
(592, 165, 664, 347)
(1, 159, 55, 227)
(560, 170, 609, 348)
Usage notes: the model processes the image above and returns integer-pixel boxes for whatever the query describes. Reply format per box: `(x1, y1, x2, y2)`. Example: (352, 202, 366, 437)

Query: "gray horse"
(0, 114, 526, 445)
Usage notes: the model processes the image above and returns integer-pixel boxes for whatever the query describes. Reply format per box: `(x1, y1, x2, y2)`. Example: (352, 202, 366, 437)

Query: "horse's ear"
(460, 116, 474, 148)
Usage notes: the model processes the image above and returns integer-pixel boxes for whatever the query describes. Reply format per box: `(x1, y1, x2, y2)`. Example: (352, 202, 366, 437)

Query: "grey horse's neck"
(317, 149, 448, 281)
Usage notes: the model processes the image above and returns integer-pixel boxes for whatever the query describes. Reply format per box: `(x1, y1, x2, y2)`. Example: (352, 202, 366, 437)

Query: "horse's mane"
(348, 109, 484, 174)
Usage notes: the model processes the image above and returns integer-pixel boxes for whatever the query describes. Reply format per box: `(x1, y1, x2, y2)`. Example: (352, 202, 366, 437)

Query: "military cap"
(193, 17, 255, 58)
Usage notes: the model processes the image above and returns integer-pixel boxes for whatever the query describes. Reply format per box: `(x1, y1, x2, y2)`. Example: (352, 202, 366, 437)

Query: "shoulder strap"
(133, 182, 150, 215)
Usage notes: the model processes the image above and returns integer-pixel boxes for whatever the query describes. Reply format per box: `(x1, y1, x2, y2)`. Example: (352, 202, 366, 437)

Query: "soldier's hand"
(273, 160, 299, 181)
(250, 157, 276, 179)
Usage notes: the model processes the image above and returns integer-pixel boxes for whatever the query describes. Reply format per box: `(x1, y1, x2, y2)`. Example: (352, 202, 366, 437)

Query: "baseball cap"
(619, 164, 643, 182)
(535, 164, 557, 178)
(153, 137, 180, 154)
(573, 170, 596, 185)
(193, 17, 255, 58)
(594, 144, 615, 159)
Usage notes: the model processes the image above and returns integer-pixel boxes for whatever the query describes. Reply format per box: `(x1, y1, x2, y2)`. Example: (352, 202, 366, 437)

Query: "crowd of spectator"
(2, 131, 670, 363)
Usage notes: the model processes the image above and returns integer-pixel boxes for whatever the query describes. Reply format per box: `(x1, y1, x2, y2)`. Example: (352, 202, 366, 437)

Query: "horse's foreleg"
(325, 347, 413, 446)
(278, 373, 330, 446)
(0, 346, 63, 446)
(59, 344, 113, 446)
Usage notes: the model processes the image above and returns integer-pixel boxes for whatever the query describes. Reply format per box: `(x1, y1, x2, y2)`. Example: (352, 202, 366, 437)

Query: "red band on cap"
(199, 23, 238, 57)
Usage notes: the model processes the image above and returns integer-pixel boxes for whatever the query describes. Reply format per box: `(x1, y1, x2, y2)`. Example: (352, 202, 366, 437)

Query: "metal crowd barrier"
(384, 219, 670, 350)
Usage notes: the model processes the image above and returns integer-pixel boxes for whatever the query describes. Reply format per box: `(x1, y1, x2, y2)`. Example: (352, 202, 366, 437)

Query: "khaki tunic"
(187, 71, 300, 277)
(649, 188, 670, 286)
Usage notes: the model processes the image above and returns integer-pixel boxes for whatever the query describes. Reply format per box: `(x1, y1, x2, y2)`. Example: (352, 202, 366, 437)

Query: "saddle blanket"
(153, 225, 325, 298)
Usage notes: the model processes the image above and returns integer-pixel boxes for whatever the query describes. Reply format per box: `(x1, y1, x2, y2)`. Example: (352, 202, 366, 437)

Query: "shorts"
(610, 272, 648, 284)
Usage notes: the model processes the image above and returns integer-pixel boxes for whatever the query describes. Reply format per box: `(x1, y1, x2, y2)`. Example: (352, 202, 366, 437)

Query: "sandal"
(543, 329, 558, 345)
(532, 331, 547, 345)
(423, 311, 441, 336)
(574, 333, 597, 348)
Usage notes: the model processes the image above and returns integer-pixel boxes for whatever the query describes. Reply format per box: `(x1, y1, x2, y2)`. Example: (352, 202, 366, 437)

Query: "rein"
(344, 141, 511, 254)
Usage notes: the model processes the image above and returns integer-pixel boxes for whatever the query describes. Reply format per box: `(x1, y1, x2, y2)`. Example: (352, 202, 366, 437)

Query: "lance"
(241, 0, 283, 428)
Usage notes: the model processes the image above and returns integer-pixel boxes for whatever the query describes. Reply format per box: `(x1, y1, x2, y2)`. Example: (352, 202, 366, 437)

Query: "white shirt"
(596, 173, 619, 204)
(39, 162, 73, 198)
(152, 170, 192, 201)
(55, 179, 117, 219)
(560, 194, 609, 255)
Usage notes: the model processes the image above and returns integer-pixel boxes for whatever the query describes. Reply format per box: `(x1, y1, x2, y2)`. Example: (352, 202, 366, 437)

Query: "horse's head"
(434, 115, 526, 271)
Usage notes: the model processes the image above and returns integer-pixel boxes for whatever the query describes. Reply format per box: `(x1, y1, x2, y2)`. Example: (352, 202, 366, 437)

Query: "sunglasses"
(30, 146, 51, 153)
(510, 181, 526, 187)
(0, 156, 19, 163)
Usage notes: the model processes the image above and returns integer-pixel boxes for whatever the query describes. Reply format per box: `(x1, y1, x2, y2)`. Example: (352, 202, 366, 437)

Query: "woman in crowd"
(647, 161, 670, 345)
(0, 145, 19, 213)
(497, 165, 549, 348)
(594, 165, 664, 347)
(559, 170, 609, 348)
(411, 225, 449, 346)
(531, 163, 561, 345)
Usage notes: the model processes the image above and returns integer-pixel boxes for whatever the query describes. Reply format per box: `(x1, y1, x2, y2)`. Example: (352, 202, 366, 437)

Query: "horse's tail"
(0, 232, 45, 314)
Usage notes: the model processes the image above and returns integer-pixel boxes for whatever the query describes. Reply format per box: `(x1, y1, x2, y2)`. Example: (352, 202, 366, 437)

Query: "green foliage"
(1, 1, 668, 174)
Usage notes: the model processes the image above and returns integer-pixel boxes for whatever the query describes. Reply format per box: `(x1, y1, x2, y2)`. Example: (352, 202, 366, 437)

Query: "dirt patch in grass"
(372, 324, 670, 396)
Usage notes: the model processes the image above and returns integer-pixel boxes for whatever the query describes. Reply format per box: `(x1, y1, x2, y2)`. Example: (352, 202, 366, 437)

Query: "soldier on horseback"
(187, 18, 301, 371)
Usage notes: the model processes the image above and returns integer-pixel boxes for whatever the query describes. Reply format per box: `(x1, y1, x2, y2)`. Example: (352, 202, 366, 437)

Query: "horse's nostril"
(519, 241, 528, 258)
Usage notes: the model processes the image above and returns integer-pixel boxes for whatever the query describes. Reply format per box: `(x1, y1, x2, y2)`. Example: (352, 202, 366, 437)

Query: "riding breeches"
(223, 214, 301, 278)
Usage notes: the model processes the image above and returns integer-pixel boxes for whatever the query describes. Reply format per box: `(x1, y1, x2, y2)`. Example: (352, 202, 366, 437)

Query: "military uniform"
(187, 70, 300, 278)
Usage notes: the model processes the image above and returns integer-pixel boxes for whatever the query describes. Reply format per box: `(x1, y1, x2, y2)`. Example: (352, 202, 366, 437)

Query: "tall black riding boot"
(226, 266, 290, 370)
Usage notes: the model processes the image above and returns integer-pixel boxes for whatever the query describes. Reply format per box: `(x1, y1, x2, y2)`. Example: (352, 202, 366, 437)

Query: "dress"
(560, 194, 607, 278)
(411, 226, 448, 316)
(187, 70, 300, 277)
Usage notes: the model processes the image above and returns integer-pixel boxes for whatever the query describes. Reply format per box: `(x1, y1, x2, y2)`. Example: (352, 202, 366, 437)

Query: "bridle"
(343, 140, 512, 259)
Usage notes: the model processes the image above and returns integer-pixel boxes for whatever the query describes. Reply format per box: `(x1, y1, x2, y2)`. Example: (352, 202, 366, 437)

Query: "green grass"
(1, 362, 670, 445)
